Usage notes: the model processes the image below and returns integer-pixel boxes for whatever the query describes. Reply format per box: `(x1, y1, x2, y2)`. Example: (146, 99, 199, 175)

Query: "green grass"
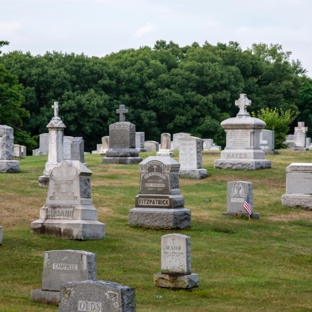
(1, 150, 312, 311)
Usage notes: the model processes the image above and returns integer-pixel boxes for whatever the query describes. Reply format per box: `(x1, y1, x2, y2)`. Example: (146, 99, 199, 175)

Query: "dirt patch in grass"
(267, 211, 312, 221)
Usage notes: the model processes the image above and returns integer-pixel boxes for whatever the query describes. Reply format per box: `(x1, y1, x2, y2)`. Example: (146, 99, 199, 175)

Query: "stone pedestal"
(214, 94, 271, 170)
(31, 160, 105, 240)
(282, 163, 312, 209)
(153, 273, 199, 289)
(0, 125, 20, 173)
(179, 136, 207, 179)
(129, 157, 191, 229)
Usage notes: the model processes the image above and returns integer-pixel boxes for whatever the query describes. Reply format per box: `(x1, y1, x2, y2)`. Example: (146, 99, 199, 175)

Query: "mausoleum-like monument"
(214, 94, 271, 170)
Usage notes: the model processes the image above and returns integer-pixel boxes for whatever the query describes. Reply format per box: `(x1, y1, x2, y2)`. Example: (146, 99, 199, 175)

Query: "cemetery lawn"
(1, 150, 312, 311)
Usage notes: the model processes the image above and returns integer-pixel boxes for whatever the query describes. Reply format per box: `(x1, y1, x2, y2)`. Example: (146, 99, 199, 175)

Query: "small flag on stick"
(243, 195, 252, 216)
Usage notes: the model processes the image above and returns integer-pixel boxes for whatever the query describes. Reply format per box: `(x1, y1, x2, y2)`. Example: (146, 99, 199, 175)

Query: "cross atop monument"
(235, 94, 251, 116)
(52, 102, 59, 118)
(116, 104, 128, 122)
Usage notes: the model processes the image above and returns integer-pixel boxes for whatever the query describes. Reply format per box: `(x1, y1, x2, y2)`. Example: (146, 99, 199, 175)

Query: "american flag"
(243, 195, 252, 216)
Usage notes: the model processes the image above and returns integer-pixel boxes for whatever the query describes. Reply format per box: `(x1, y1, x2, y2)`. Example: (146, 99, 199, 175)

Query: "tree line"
(0, 40, 311, 152)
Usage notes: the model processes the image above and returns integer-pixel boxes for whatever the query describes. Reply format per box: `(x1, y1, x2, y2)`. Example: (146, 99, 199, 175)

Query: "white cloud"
(134, 22, 157, 38)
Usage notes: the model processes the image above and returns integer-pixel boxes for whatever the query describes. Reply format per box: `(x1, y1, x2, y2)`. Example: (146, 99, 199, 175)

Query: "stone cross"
(235, 94, 251, 116)
(52, 102, 59, 118)
(116, 104, 128, 122)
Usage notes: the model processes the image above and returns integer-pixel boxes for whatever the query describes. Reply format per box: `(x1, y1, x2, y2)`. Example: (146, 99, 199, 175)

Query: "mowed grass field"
(1, 150, 312, 312)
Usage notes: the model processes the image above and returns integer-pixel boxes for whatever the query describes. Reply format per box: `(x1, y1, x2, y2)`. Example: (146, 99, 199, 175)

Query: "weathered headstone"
(294, 130, 307, 150)
(260, 129, 275, 154)
(154, 233, 199, 289)
(179, 136, 207, 179)
(129, 156, 191, 229)
(31, 160, 105, 239)
(102, 105, 142, 164)
(71, 137, 85, 164)
(222, 181, 259, 218)
(0, 125, 20, 172)
(282, 163, 312, 209)
(31, 250, 96, 305)
(33, 133, 49, 155)
(172, 133, 190, 150)
(63, 136, 74, 160)
(21, 145, 27, 158)
(59, 280, 136, 312)
(99, 136, 109, 155)
(144, 140, 159, 152)
(14, 144, 22, 159)
(39, 102, 66, 186)
(157, 133, 173, 156)
(135, 132, 146, 152)
(306, 137, 311, 149)
(202, 139, 213, 150)
(214, 94, 271, 170)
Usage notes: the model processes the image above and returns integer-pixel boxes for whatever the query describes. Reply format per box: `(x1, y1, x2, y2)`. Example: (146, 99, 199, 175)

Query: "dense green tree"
(252, 107, 298, 148)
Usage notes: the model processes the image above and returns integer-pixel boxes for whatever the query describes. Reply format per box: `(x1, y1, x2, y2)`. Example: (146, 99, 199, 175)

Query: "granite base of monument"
(31, 289, 60, 305)
(129, 208, 191, 229)
(31, 220, 105, 240)
(214, 159, 271, 170)
(38, 175, 49, 187)
(282, 194, 312, 210)
(0, 160, 20, 173)
(179, 169, 208, 179)
(102, 148, 142, 164)
(153, 273, 199, 289)
(221, 212, 260, 219)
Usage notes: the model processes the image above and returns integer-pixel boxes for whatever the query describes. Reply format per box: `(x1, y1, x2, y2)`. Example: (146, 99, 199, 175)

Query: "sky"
(1, 0, 312, 77)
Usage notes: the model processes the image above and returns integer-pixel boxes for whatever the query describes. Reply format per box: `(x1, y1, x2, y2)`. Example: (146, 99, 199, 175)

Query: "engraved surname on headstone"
(46, 208, 75, 219)
(52, 263, 79, 270)
(78, 301, 102, 312)
(140, 160, 170, 194)
(138, 198, 170, 206)
(227, 130, 250, 148)
(161, 234, 190, 274)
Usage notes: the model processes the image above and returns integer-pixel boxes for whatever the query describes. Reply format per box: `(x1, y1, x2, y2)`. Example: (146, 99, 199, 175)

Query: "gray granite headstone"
(102, 106, 142, 164)
(63, 136, 74, 160)
(282, 163, 312, 209)
(59, 280, 136, 312)
(144, 140, 159, 152)
(135, 132, 146, 152)
(222, 180, 259, 218)
(99, 136, 109, 155)
(260, 129, 275, 154)
(31, 250, 96, 305)
(71, 137, 85, 163)
(0, 125, 20, 172)
(179, 136, 207, 179)
(157, 133, 173, 156)
(129, 156, 191, 229)
(294, 129, 307, 150)
(154, 233, 199, 289)
(202, 139, 213, 150)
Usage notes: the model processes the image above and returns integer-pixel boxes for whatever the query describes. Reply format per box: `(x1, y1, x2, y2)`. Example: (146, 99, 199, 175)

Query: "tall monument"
(39, 102, 66, 186)
(214, 94, 271, 170)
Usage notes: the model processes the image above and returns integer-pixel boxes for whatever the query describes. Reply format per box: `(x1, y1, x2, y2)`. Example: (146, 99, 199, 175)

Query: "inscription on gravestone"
(140, 160, 170, 194)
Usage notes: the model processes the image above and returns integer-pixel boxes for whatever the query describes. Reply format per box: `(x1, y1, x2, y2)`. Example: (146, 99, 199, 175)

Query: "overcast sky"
(1, 0, 312, 77)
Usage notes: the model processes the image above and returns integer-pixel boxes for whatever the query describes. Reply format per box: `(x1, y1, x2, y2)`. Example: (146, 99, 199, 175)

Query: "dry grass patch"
(267, 211, 312, 222)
